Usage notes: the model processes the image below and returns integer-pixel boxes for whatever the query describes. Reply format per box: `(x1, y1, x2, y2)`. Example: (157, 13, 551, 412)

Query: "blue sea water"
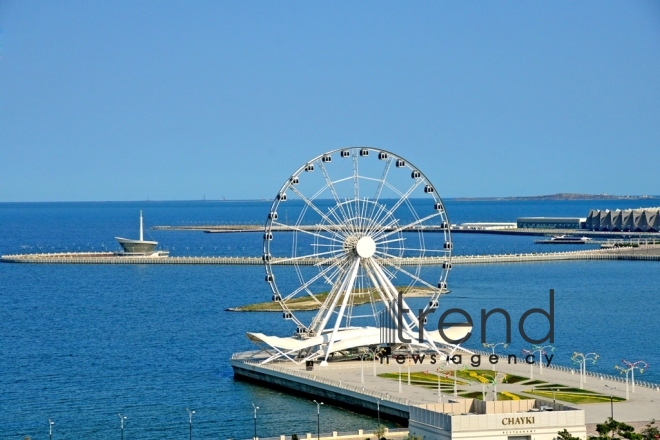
(1, 200, 659, 439)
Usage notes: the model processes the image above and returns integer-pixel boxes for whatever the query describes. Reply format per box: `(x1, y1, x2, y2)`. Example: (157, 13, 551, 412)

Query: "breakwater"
(153, 224, 660, 239)
(3, 248, 660, 265)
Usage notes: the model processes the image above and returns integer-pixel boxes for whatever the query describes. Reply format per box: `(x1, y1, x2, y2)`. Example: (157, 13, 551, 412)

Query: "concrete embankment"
(231, 357, 412, 424)
(154, 224, 660, 239)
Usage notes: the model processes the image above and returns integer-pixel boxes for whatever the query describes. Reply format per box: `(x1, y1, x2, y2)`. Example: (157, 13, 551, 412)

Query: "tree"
(590, 418, 642, 440)
(639, 420, 660, 440)
(292, 434, 299, 440)
(558, 429, 581, 440)
(374, 425, 388, 440)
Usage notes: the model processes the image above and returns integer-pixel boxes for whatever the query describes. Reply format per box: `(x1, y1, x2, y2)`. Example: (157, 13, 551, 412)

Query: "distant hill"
(452, 193, 660, 201)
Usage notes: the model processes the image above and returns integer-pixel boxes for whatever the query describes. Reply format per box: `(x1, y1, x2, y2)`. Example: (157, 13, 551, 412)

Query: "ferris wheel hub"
(355, 236, 376, 258)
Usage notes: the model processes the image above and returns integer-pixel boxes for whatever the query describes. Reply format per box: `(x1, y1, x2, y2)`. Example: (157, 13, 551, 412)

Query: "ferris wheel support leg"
(363, 261, 406, 331)
(322, 259, 361, 366)
(370, 260, 441, 355)
(313, 260, 355, 342)
(364, 259, 415, 339)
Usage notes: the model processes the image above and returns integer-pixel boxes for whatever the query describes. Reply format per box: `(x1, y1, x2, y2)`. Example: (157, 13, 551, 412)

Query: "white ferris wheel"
(255, 147, 459, 365)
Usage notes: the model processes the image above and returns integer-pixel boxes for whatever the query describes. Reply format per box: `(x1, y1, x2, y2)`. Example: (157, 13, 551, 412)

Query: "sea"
(1, 199, 659, 439)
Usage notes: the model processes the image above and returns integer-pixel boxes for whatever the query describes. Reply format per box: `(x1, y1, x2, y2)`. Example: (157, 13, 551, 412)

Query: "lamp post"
(367, 348, 382, 377)
(483, 372, 507, 401)
(398, 365, 402, 393)
(360, 353, 367, 384)
(521, 349, 534, 379)
(615, 360, 648, 399)
(483, 342, 508, 371)
(407, 360, 411, 386)
(532, 345, 554, 375)
(314, 400, 323, 440)
(186, 408, 195, 440)
(118, 414, 126, 440)
(571, 352, 599, 389)
(435, 368, 442, 402)
(252, 404, 259, 440)
(604, 385, 616, 419)
(49, 419, 54, 440)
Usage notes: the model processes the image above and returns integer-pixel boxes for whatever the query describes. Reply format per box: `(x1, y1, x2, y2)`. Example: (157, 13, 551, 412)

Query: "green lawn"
(524, 389, 626, 404)
(378, 371, 468, 388)
(455, 369, 527, 384)
(521, 380, 547, 386)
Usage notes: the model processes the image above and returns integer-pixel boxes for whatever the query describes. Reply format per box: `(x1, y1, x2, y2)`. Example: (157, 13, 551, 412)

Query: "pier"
(3, 246, 660, 265)
(153, 224, 660, 239)
(231, 347, 660, 425)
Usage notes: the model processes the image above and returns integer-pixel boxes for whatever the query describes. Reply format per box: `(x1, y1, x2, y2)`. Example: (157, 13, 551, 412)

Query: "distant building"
(517, 217, 586, 230)
(409, 398, 586, 440)
(457, 222, 517, 230)
(585, 207, 660, 232)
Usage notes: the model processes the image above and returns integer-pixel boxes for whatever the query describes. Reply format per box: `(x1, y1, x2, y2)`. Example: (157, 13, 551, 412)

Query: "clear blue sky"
(0, 1, 659, 201)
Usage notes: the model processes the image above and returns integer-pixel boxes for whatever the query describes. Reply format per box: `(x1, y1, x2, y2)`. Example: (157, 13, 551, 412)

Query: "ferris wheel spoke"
(287, 185, 345, 234)
(379, 178, 424, 221)
(352, 154, 362, 230)
(363, 177, 426, 236)
(282, 258, 347, 301)
(363, 199, 395, 237)
(272, 221, 345, 245)
(318, 161, 354, 233)
(373, 237, 406, 246)
(372, 211, 441, 242)
(384, 248, 449, 254)
(373, 158, 392, 205)
(273, 248, 345, 265)
(343, 197, 361, 231)
(373, 253, 441, 292)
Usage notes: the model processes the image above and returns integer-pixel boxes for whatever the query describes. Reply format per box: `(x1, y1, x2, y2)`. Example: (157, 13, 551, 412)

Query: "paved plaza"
(265, 352, 660, 424)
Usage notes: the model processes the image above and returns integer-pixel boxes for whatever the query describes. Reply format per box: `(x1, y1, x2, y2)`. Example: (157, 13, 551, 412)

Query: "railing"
(234, 359, 424, 407)
(467, 348, 660, 391)
(4, 247, 660, 265)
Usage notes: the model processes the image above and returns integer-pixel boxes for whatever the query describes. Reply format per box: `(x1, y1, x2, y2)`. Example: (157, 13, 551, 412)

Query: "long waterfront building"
(585, 207, 660, 232)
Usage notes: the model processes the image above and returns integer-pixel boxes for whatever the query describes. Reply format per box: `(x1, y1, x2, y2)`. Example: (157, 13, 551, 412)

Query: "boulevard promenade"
(232, 350, 660, 425)
(4, 245, 660, 265)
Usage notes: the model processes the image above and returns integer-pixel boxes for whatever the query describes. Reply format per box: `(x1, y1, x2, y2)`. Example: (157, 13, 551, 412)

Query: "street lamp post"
(314, 400, 324, 440)
(521, 349, 534, 379)
(604, 385, 616, 419)
(483, 342, 508, 371)
(252, 404, 259, 440)
(398, 366, 402, 393)
(118, 414, 126, 440)
(360, 353, 366, 384)
(367, 348, 382, 377)
(615, 360, 648, 399)
(483, 372, 507, 401)
(186, 409, 195, 440)
(571, 352, 599, 389)
(532, 345, 554, 375)
(49, 419, 54, 440)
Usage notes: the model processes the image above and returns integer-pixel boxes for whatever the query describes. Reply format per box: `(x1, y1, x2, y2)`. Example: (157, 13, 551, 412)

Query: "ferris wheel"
(262, 147, 453, 364)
